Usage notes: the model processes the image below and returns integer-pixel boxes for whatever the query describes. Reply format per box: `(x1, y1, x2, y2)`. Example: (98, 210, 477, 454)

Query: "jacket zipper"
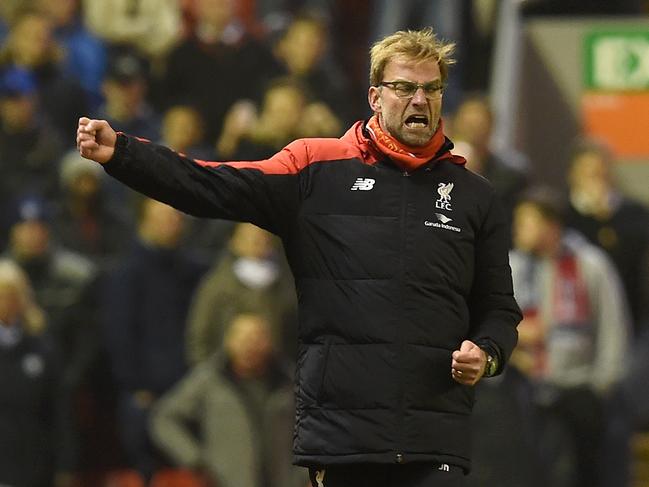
(396, 170, 409, 463)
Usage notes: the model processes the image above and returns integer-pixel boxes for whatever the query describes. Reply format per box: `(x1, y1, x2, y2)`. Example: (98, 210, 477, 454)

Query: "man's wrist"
(480, 346, 499, 377)
(476, 342, 500, 377)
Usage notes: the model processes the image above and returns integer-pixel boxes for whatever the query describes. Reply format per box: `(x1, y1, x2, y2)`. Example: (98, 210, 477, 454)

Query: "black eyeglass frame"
(377, 80, 445, 99)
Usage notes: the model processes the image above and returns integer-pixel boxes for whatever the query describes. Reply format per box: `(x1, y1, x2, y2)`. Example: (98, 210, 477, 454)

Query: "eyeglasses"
(378, 80, 444, 100)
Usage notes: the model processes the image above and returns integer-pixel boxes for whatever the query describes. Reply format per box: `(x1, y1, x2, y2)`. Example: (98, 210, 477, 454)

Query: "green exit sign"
(585, 30, 649, 90)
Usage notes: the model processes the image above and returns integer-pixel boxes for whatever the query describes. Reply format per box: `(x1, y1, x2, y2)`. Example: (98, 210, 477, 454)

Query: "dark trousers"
(117, 393, 158, 480)
(536, 386, 605, 487)
(308, 463, 465, 487)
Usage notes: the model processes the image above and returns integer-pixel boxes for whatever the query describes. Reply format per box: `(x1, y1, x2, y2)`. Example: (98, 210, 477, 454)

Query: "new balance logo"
(350, 178, 375, 191)
(438, 464, 450, 472)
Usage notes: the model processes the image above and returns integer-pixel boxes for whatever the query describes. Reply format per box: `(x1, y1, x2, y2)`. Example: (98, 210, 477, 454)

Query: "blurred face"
(10, 14, 53, 67)
(70, 173, 100, 199)
(0, 282, 21, 325)
(258, 85, 305, 138)
(368, 56, 443, 147)
(513, 203, 553, 254)
(452, 100, 492, 148)
(279, 20, 326, 75)
(229, 223, 275, 259)
(569, 151, 611, 196)
(162, 106, 204, 151)
(195, 0, 233, 30)
(225, 315, 273, 378)
(10, 221, 50, 260)
(37, 0, 78, 26)
(0, 95, 36, 130)
(102, 79, 146, 117)
(140, 200, 185, 248)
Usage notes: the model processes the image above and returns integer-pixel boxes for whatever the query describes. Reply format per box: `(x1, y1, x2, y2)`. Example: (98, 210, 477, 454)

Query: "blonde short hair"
(369, 28, 456, 86)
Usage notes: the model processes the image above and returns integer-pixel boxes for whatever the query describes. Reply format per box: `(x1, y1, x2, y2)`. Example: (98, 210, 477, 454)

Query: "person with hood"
(151, 313, 307, 487)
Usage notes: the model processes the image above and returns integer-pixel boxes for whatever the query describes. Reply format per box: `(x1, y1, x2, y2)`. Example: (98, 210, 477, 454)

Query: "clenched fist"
(76, 117, 117, 164)
(451, 340, 487, 386)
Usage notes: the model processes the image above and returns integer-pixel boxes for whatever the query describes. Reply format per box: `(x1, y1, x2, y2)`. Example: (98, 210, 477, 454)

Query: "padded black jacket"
(103, 121, 521, 472)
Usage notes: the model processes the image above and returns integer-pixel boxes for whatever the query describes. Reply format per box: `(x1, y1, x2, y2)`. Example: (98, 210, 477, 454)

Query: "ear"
(368, 86, 382, 113)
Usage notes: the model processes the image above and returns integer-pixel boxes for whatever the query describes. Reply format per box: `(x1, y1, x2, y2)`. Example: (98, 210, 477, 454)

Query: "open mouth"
(404, 114, 429, 128)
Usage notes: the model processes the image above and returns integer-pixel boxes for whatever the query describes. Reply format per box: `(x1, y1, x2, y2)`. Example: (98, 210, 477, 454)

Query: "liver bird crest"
(437, 182, 454, 202)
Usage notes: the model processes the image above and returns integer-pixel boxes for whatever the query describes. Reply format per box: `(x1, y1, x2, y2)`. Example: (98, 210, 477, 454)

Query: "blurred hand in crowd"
(298, 102, 342, 138)
(216, 100, 257, 158)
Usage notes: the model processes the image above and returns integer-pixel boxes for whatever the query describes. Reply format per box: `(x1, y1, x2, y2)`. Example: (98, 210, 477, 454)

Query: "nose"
(410, 87, 428, 105)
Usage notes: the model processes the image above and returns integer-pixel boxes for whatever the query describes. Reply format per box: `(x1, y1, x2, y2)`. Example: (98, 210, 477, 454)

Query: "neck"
(366, 115, 458, 172)
(196, 22, 225, 44)
(232, 361, 267, 380)
(68, 194, 97, 216)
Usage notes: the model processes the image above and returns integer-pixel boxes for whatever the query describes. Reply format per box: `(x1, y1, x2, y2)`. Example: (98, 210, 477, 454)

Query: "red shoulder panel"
(192, 137, 369, 175)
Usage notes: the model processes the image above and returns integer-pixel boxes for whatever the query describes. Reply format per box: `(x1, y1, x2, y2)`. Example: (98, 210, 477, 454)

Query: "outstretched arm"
(76, 118, 306, 236)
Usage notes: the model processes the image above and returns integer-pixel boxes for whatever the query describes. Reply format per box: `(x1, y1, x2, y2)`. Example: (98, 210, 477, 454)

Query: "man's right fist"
(76, 117, 117, 164)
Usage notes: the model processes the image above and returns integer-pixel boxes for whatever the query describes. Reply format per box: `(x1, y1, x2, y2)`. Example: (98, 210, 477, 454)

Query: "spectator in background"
(218, 76, 342, 160)
(186, 223, 297, 365)
(0, 1, 19, 42)
(268, 11, 354, 124)
(82, 0, 182, 60)
(155, 0, 276, 141)
(565, 139, 649, 335)
(52, 150, 133, 267)
(509, 187, 630, 487)
(297, 99, 343, 139)
(96, 49, 160, 142)
(0, 259, 77, 487)
(451, 94, 529, 221)
(160, 104, 214, 160)
(0, 67, 64, 229)
(4, 195, 98, 393)
(35, 0, 107, 110)
(151, 313, 308, 487)
(102, 198, 207, 480)
(0, 9, 88, 138)
(564, 140, 649, 487)
(217, 77, 308, 160)
(4, 196, 99, 481)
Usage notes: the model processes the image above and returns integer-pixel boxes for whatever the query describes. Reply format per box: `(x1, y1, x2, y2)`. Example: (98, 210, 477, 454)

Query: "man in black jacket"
(77, 28, 521, 487)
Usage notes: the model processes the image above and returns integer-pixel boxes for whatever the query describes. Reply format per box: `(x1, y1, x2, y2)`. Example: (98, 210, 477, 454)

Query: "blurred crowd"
(0, 1, 648, 487)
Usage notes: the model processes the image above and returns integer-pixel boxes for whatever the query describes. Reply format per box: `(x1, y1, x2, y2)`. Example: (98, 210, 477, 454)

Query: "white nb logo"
(350, 178, 375, 191)
(438, 464, 450, 472)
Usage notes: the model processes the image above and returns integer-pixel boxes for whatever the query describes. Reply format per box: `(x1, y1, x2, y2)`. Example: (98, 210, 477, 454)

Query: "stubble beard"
(386, 117, 438, 148)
